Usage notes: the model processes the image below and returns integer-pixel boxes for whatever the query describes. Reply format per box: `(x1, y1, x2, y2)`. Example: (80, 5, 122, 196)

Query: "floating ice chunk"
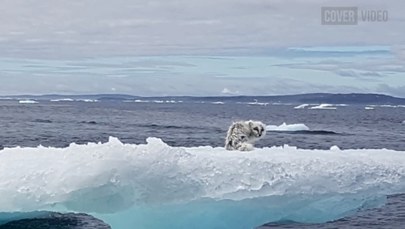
(134, 99, 146, 103)
(50, 98, 74, 102)
(78, 99, 98, 102)
(294, 104, 310, 109)
(309, 104, 337, 110)
(365, 106, 374, 110)
(18, 100, 38, 104)
(266, 122, 310, 131)
(330, 145, 341, 151)
(379, 105, 397, 108)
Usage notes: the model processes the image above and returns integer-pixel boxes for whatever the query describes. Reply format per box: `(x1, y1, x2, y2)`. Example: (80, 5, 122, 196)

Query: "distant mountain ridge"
(1, 93, 405, 105)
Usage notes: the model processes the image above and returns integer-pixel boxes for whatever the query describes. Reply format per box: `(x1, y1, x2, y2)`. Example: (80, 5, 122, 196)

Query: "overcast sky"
(1, 0, 404, 96)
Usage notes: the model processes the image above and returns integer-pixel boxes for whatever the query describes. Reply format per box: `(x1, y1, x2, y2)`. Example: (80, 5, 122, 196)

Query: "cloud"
(0, 0, 404, 58)
(392, 45, 405, 61)
(375, 84, 405, 98)
(275, 50, 405, 80)
(1, 52, 404, 96)
(0, 1, 404, 96)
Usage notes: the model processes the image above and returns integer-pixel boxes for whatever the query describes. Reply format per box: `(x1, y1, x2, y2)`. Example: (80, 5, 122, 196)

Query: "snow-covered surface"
(266, 123, 310, 131)
(18, 100, 38, 104)
(309, 104, 337, 110)
(1, 137, 405, 229)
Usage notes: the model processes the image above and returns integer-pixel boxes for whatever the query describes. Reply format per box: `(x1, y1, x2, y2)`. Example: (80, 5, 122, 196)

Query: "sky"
(0, 0, 404, 97)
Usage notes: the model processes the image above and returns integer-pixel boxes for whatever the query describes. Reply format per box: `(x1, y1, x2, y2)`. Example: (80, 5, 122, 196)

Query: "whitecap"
(246, 100, 269, 106)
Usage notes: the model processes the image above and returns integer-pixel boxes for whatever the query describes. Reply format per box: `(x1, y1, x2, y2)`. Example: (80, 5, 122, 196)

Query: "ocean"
(1, 99, 405, 228)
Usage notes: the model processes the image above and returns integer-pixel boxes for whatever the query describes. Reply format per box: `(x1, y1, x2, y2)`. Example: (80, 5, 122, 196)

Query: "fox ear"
(248, 121, 253, 128)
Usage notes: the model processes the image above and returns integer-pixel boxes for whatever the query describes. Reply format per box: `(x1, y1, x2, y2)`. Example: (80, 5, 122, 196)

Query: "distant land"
(1, 93, 405, 105)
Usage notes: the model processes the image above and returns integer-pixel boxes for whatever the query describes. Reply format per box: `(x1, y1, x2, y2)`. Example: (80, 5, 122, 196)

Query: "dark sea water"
(1, 100, 405, 228)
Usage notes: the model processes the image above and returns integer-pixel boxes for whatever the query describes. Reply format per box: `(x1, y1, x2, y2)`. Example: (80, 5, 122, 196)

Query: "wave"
(367, 104, 405, 108)
(80, 121, 98, 125)
(1, 138, 405, 229)
(242, 100, 269, 106)
(33, 119, 53, 123)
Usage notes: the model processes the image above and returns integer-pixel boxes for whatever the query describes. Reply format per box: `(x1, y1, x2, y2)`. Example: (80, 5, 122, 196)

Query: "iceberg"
(1, 137, 405, 229)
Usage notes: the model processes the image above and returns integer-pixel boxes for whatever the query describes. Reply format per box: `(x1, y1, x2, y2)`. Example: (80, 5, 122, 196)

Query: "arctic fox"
(225, 120, 266, 151)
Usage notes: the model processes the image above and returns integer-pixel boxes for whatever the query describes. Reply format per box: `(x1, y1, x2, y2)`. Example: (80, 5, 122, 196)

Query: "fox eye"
(253, 127, 259, 131)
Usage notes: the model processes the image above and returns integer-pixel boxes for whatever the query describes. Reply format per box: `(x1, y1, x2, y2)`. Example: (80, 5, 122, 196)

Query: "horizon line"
(1, 92, 404, 99)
